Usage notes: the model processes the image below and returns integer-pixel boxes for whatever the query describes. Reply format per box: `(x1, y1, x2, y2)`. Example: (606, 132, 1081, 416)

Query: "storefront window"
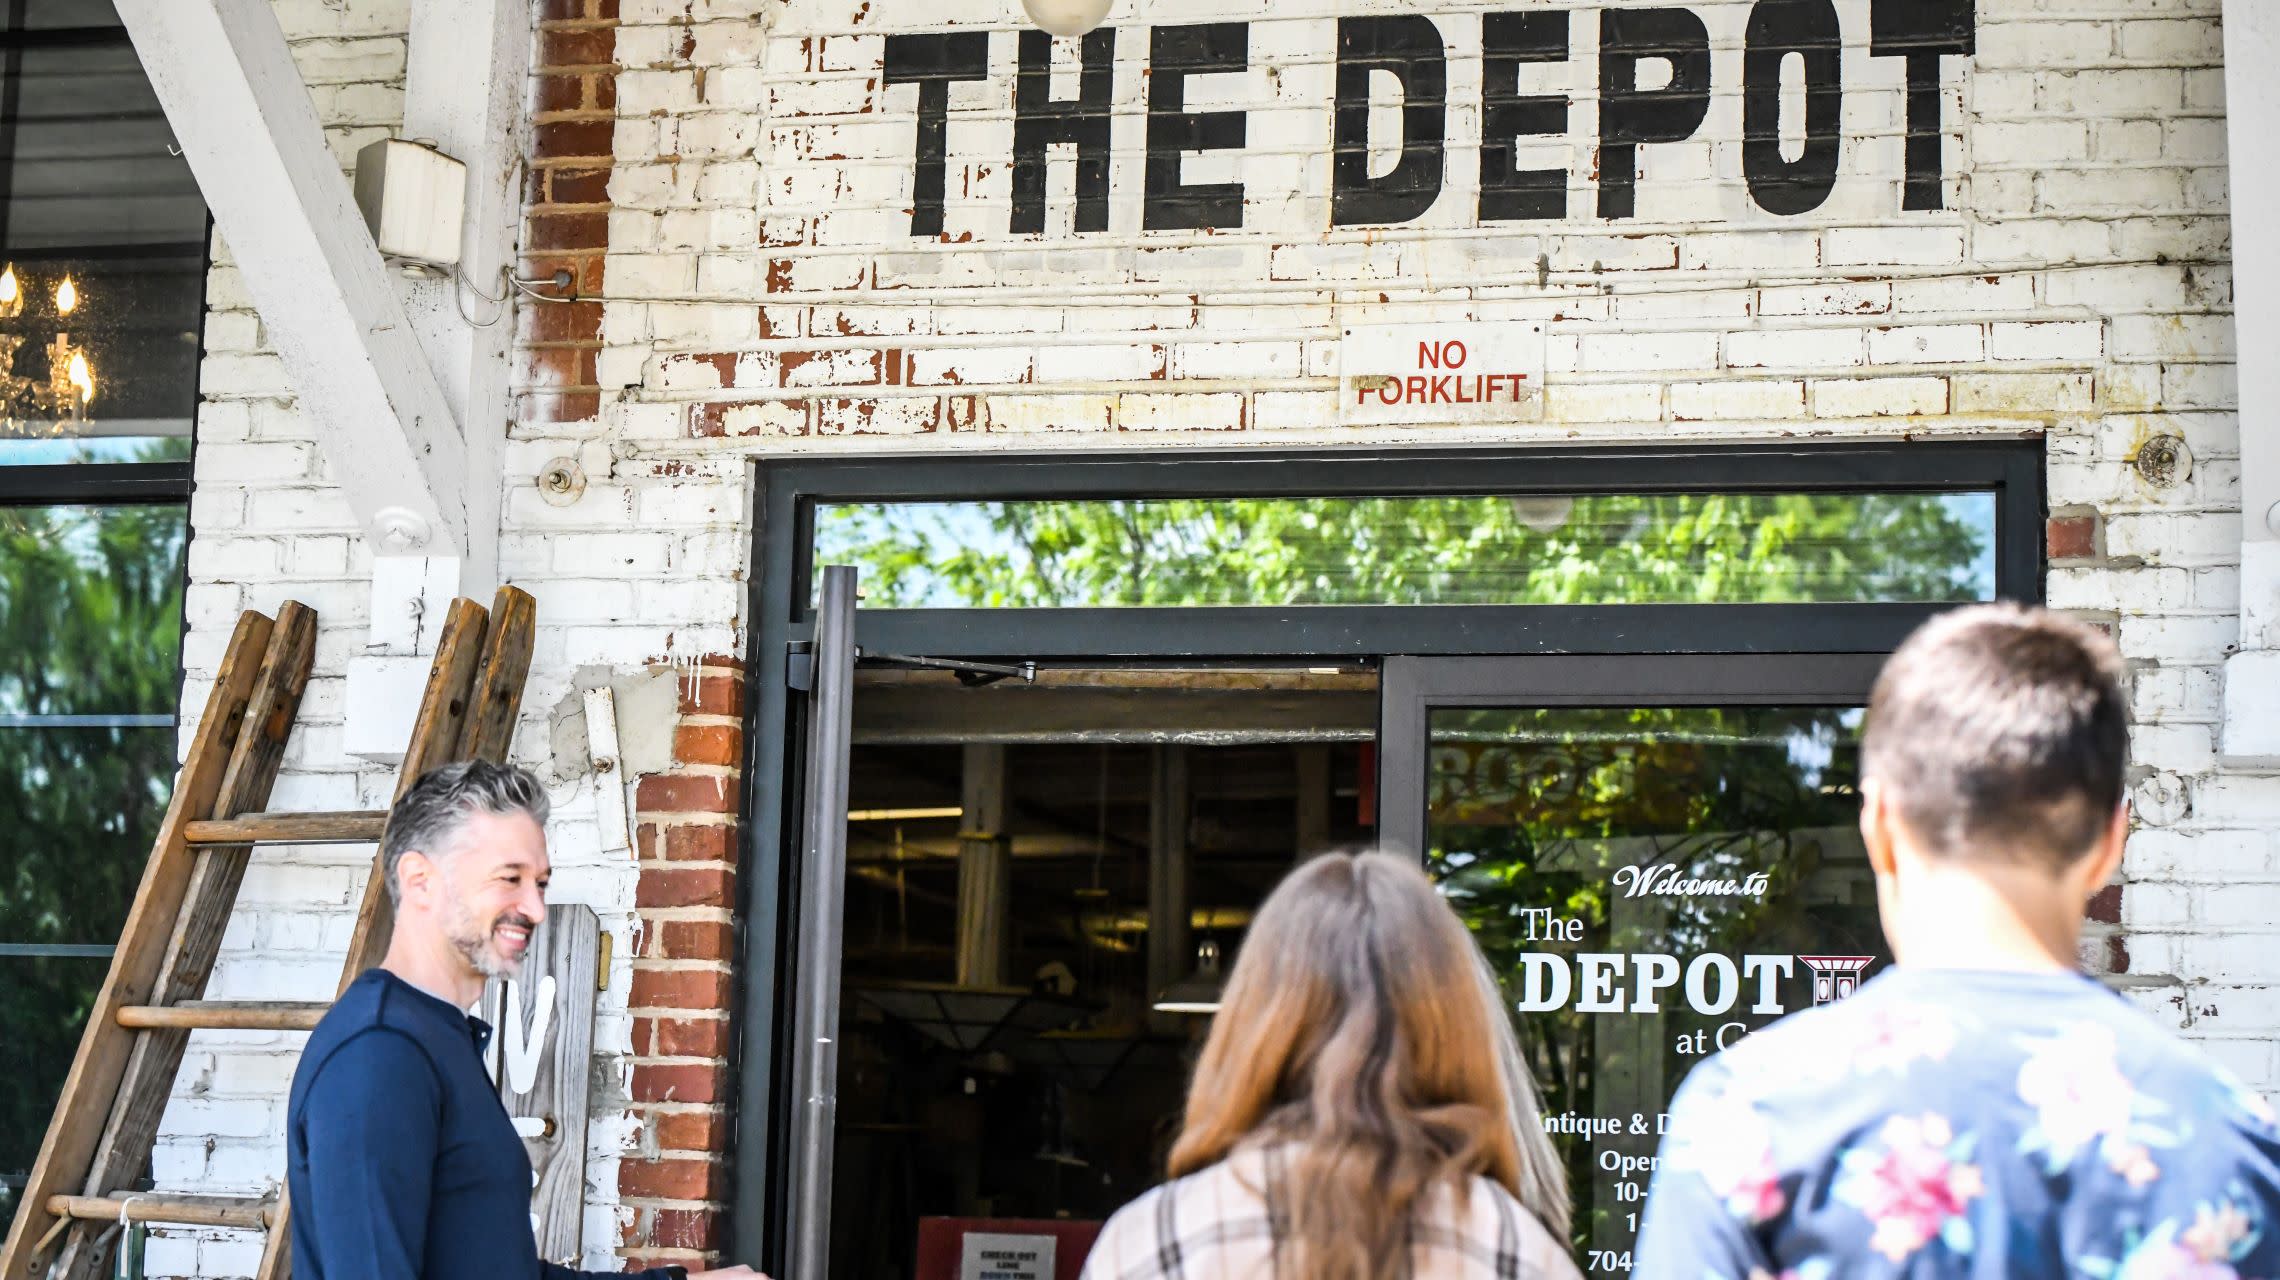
(814, 492, 1997, 609)
(1427, 705, 1878, 1270)
(0, 1, 206, 465)
(757, 446, 2040, 1276)
(0, 502, 187, 1218)
(826, 670, 1377, 1279)
(0, 0, 200, 1221)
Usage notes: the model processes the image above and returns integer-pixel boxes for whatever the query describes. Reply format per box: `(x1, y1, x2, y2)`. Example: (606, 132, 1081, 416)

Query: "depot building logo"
(1513, 951, 1874, 1016)
(870, 2, 1976, 237)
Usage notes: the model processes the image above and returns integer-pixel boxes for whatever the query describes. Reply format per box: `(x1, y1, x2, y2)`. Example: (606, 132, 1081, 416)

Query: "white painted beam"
(400, 0, 533, 597)
(116, 0, 466, 557)
(2222, 0, 2280, 766)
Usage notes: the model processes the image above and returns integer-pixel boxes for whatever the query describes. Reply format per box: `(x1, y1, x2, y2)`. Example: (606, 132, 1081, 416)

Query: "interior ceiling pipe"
(1078, 907, 1255, 935)
(1145, 745, 1192, 1033)
(955, 743, 1012, 988)
(2221, 0, 2280, 767)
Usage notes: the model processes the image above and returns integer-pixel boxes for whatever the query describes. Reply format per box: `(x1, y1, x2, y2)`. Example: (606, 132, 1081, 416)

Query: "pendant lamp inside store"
(1022, 0, 1113, 37)
(1151, 938, 1224, 1015)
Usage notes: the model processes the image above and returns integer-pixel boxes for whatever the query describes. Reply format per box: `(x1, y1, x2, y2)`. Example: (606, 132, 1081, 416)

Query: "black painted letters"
(1870, 0, 1976, 211)
(1743, 0, 1844, 215)
(878, 7, 1982, 238)
(882, 32, 990, 237)
(1597, 7, 1713, 220)
(1480, 12, 1571, 222)
(1333, 16, 1448, 227)
(1145, 24, 1249, 231)
(1012, 27, 1116, 234)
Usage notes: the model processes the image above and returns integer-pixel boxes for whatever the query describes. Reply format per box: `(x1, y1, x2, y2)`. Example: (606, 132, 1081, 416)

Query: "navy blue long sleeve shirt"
(287, 968, 674, 1280)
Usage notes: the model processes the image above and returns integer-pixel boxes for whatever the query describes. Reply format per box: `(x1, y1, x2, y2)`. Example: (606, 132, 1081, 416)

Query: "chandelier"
(0, 263, 95, 438)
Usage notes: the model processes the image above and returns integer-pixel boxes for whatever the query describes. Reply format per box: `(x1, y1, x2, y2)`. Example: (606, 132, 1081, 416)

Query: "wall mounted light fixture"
(1021, 0, 1112, 37)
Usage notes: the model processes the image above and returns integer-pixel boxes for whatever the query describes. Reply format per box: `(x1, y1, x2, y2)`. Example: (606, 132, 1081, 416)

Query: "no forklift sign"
(1339, 321, 1548, 425)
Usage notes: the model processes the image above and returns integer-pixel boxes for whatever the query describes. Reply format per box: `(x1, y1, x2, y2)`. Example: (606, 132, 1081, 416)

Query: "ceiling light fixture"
(1021, 0, 1113, 37)
(847, 806, 964, 822)
(1151, 938, 1225, 1015)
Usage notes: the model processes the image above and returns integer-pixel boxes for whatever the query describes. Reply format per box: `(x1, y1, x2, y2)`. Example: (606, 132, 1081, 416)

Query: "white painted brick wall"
(154, 0, 2273, 1274)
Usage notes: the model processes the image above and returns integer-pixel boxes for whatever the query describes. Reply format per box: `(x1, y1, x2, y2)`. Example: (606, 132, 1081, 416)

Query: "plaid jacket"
(1079, 1146, 1581, 1280)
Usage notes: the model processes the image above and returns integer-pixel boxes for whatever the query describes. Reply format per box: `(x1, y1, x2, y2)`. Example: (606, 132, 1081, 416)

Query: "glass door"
(1379, 655, 1886, 1276)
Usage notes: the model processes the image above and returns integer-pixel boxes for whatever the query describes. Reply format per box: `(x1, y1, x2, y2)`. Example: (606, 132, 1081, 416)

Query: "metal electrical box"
(353, 138, 466, 270)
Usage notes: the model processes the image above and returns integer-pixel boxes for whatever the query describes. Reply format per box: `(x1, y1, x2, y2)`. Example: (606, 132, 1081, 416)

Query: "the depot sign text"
(873, 2, 1975, 238)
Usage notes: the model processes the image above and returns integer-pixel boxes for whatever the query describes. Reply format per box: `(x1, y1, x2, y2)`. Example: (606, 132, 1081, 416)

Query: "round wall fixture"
(2132, 434, 2192, 489)
(371, 506, 432, 554)
(538, 456, 587, 507)
(1022, 0, 1112, 36)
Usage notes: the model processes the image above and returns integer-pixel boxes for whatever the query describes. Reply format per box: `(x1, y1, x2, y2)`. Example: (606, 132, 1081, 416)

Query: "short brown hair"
(1863, 603, 2128, 868)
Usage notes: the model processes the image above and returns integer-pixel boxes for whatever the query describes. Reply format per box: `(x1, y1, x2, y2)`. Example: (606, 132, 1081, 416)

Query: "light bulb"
(0, 265, 20, 320)
(54, 276, 76, 316)
(1020, 0, 1112, 37)
(1509, 495, 1576, 534)
(65, 350, 93, 404)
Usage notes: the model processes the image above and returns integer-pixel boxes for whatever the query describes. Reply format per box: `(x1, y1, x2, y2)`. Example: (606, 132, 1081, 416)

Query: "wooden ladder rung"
(115, 1001, 330, 1032)
(183, 811, 389, 845)
(46, 1193, 275, 1231)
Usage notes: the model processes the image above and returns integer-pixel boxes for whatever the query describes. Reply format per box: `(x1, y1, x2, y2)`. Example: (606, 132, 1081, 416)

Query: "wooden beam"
(1294, 744, 1332, 862)
(112, 0, 466, 556)
(456, 586, 538, 763)
(954, 744, 1011, 989)
(338, 597, 493, 988)
(488, 906, 599, 1266)
(399, 0, 532, 594)
(185, 811, 389, 845)
(1146, 746, 1190, 1035)
(854, 686, 1376, 745)
(47, 1195, 273, 1232)
(116, 1002, 330, 1033)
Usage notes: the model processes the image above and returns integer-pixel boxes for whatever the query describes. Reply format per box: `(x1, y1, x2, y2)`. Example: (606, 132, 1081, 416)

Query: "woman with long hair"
(1081, 851, 1579, 1280)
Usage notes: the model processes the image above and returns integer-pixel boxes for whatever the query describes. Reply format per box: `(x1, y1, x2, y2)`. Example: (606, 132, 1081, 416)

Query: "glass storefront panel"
(0, 501, 187, 1218)
(0, 3, 206, 465)
(826, 668, 1376, 1279)
(814, 492, 1996, 609)
(1427, 704, 1879, 1274)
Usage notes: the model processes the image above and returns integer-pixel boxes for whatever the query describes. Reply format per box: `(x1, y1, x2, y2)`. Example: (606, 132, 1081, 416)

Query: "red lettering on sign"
(1360, 371, 1531, 407)
(1418, 339, 1471, 371)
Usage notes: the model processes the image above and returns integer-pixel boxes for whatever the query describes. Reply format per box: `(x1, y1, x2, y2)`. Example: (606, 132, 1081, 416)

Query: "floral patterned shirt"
(1635, 967, 2280, 1280)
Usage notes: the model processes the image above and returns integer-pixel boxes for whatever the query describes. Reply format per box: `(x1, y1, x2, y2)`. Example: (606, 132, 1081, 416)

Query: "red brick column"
(2050, 510, 2128, 977)
(621, 658, 746, 1270)
(521, 0, 614, 425)
(523, 5, 744, 1265)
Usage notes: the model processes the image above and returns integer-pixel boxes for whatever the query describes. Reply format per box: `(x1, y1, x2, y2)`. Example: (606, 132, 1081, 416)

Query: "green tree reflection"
(1427, 706, 1883, 1254)
(0, 498, 185, 1218)
(816, 492, 1991, 608)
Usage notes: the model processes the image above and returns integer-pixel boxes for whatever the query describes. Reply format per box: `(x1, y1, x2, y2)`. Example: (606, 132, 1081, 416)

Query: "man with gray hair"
(285, 760, 761, 1280)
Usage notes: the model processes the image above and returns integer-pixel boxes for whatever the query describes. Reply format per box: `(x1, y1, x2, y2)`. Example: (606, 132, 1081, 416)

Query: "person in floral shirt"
(1636, 605, 2280, 1279)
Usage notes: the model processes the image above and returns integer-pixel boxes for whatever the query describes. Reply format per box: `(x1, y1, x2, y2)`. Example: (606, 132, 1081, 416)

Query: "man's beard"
(443, 890, 538, 980)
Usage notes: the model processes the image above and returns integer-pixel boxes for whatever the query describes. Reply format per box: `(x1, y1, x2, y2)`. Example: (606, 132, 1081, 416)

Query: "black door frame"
(1376, 653, 1893, 855)
(735, 439, 2045, 1268)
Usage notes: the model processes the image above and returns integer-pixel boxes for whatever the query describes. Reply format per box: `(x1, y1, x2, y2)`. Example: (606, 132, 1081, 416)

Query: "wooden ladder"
(0, 587, 537, 1280)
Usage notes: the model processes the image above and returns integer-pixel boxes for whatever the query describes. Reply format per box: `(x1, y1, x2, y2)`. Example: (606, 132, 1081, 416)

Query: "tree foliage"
(820, 487, 1973, 1258)
(0, 497, 184, 1216)
(815, 492, 1992, 608)
(1427, 706, 1884, 1253)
